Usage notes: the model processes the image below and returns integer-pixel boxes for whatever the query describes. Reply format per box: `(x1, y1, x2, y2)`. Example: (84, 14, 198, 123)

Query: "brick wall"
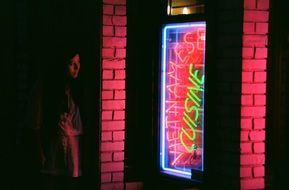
(240, 0, 269, 189)
(101, 0, 127, 189)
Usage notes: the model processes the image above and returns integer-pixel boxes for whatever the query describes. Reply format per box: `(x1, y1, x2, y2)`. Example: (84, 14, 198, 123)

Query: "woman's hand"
(59, 113, 80, 136)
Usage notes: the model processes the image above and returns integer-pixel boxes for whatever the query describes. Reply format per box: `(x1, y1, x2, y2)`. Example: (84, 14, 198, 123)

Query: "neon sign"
(160, 22, 206, 179)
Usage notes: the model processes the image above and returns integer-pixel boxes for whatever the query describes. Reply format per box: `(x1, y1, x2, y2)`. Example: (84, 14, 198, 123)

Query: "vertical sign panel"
(160, 22, 206, 179)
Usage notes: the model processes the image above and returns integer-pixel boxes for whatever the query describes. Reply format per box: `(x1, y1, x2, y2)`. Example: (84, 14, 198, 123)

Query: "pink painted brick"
(113, 172, 124, 182)
(101, 142, 125, 152)
(103, 25, 114, 36)
(242, 83, 266, 94)
(113, 131, 125, 141)
(112, 16, 127, 26)
(115, 26, 127, 37)
(102, 111, 113, 120)
(257, 0, 269, 10)
(102, 80, 125, 90)
(241, 178, 264, 189)
(255, 47, 267, 58)
(254, 71, 267, 82)
(103, 15, 113, 25)
(254, 118, 265, 129)
(244, 10, 269, 22)
(115, 90, 126, 99)
(254, 94, 266, 105)
(101, 162, 124, 173)
(241, 142, 252, 153)
(242, 59, 266, 71)
(240, 167, 252, 178)
(243, 35, 268, 47)
(102, 131, 113, 141)
(242, 72, 253, 82)
(243, 22, 255, 34)
(103, 0, 126, 5)
(101, 183, 124, 190)
(103, 70, 114, 79)
(102, 90, 114, 100)
(114, 151, 124, 161)
(249, 130, 265, 141)
(102, 48, 115, 58)
(254, 166, 265, 177)
(240, 154, 265, 165)
(102, 121, 125, 131)
(103, 4, 114, 15)
(103, 37, 127, 47)
(254, 142, 265, 153)
(241, 118, 252, 130)
(242, 47, 254, 58)
(103, 59, 126, 69)
(241, 95, 253, 105)
(115, 5, 126, 15)
(102, 100, 125, 110)
(256, 22, 268, 34)
(101, 173, 112, 183)
(241, 106, 266, 117)
(241, 131, 250, 141)
(115, 48, 126, 58)
(115, 70, 126, 79)
(114, 110, 125, 120)
(244, 0, 256, 9)
(101, 152, 113, 162)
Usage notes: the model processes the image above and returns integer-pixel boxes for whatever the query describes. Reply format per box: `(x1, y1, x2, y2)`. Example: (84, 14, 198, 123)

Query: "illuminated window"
(160, 22, 206, 180)
(167, 0, 205, 16)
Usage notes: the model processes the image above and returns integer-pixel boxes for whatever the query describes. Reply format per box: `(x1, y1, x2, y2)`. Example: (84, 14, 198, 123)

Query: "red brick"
(242, 59, 266, 71)
(242, 83, 266, 94)
(240, 154, 265, 165)
(254, 94, 266, 105)
(101, 142, 125, 152)
(241, 178, 264, 189)
(241, 106, 266, 117)
(102, 90, 114, 100)
(241, 142, 252, 153)
(103, 37, 127, 47)
(113, 131, 125, 141)
(242, 72, 253, 82)
(103, 15, 113, 25)
(256, 22, 268, 34)
(115, 26, 127, 37)
(255, 47, 267, 58)
(102, 100, 125, 110)
(102, 111, 113, 120)
(253, 118, 265, 129)
(254, 166, 265, 177)
(113, 172, 124, 182)
(257, 0, 269, 10)
(103, 4, 114, 15)
(112, 16, 127, 26)
(114, 151, 124, 161)
(242, 47, 254, 58)
(101, 173, 112, 183)
(114, 110, 125, 120)
(101, 162, 124, 172)
(102, 48, 115, 58)
(115, 48, 126, 58)
(241, 131, 250, 141)
(244, 0, 256, 9)
(241, 95, 253, 105)
(115, 90, 126, 99)
(115, 70, 126, 79)
(240, 167, 252, 178)
(102, 131, 113, 141)
(101, 152, 113, 162)
(243, 22, 255, 34)
(249, 130, 265, 141)
(243, 35, 268, 47)
(103, 0, 126, 5)
(241, 118, 252, 130)
(103, 59, 126, 69)
(101, 183, 124, 190)
(102, 80, 125, 90)
(254, 71, 266, 82)
(244, 10, 269, 22)
(115, 5, 126, 15)
(254, 142, 265, 153)
(102, 121, 125, 131)
(103, 70, 114, 79)
(103, 25, 114, 36)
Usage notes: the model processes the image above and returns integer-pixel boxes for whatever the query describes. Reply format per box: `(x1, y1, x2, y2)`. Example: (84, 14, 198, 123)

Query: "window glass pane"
(168, 0, 205, 15)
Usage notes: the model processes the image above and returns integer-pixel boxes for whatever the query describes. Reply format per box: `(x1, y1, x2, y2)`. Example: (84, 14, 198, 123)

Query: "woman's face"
(67, 53, 80, 79)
